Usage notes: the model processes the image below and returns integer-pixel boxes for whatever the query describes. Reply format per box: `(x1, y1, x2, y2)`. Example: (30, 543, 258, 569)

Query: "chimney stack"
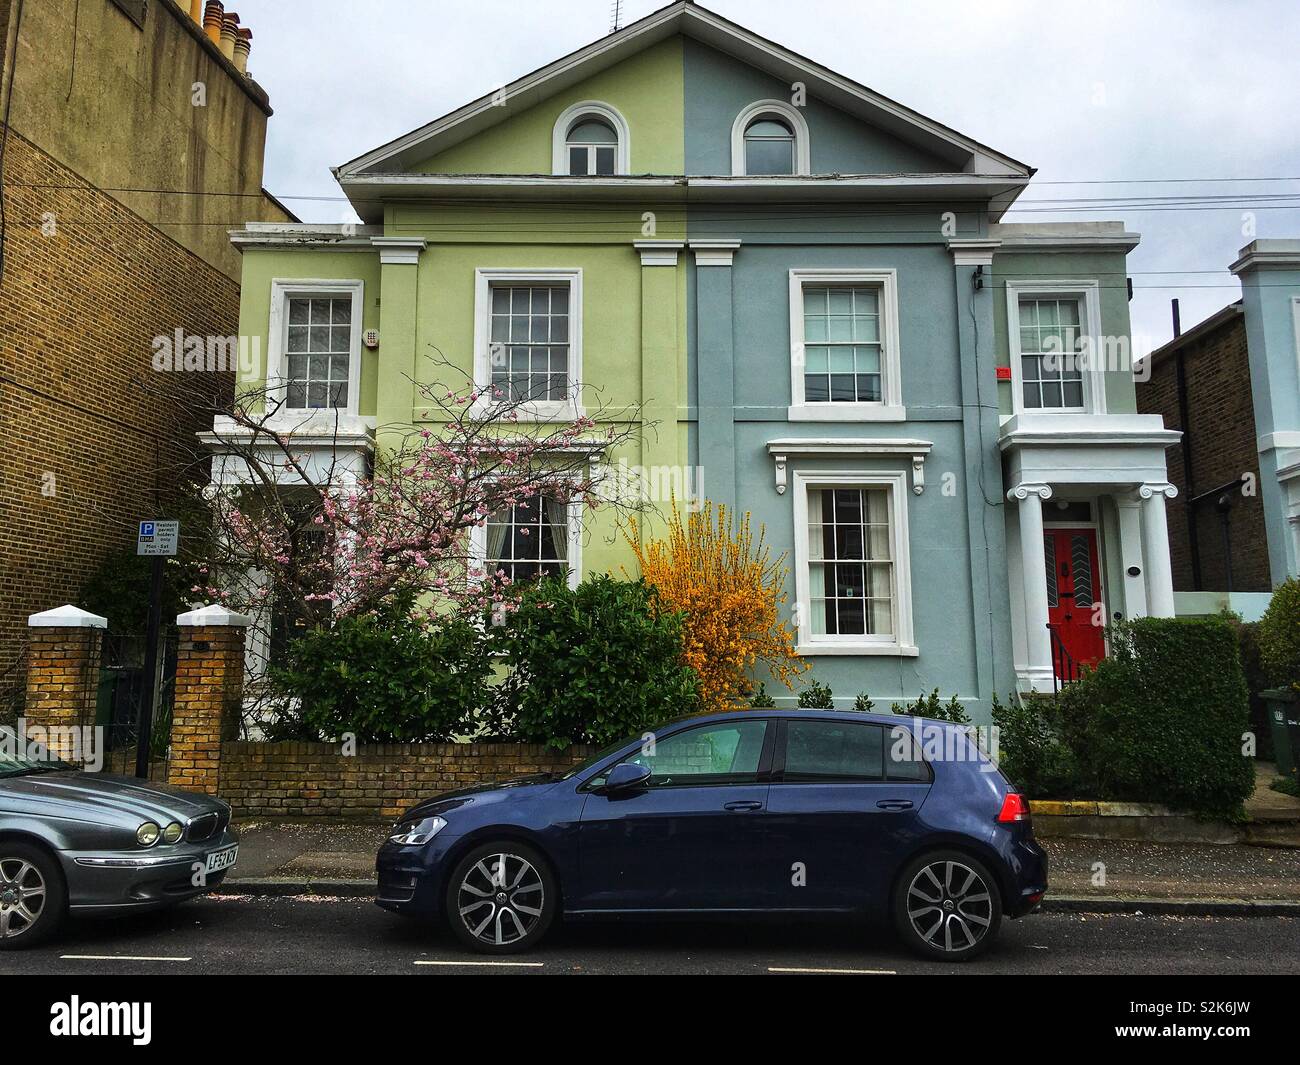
(202, 1, 224, 45)
(233, 27, 252, 75)
(220, 13, 240, 61)
(189, 0, 203, 26)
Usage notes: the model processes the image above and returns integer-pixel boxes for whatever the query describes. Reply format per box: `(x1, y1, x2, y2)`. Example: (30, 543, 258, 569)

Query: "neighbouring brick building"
(1139, 236, 1300, 617)
(0, 0, 293, 704)
(1137, 302, 1273, 596)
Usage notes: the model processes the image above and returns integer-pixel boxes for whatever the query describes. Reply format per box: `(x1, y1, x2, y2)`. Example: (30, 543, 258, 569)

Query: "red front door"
(1044, 528, 1105, 676)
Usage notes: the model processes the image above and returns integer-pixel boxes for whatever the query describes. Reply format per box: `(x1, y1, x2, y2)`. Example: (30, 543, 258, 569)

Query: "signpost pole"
(134, 519, 179, 780)
(136, 554, 164, 779)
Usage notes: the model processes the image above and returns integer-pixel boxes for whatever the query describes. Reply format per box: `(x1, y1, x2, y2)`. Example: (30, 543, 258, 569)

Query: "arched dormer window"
(551, 101, 630, 176)
(566, 118, 617, 176)
(731, 100, 811, 176)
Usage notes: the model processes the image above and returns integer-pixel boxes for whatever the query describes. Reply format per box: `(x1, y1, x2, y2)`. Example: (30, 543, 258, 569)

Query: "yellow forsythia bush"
(626, 501, 807, 712)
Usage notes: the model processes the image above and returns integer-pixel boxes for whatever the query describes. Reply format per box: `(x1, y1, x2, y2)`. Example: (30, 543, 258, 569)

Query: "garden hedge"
(1055, 617, 1255, 819)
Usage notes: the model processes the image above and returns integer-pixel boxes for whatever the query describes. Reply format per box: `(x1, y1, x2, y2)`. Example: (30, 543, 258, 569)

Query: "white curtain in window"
(544, 496, 569, 564)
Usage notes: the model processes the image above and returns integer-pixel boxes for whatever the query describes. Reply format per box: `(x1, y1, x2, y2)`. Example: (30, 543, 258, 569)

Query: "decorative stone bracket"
(766, 438, 933, 495)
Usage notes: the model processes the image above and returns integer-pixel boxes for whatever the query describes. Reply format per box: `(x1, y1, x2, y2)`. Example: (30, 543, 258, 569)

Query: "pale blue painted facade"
(1231, 240, 1300, 583)
(678, 41, 1176, 716)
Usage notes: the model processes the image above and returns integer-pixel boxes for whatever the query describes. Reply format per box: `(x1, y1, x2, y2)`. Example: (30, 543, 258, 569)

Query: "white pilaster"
(1009, 482, 1054, 691)
(1139, 483, 1178, 618)
(1115, 497, 1149, 619)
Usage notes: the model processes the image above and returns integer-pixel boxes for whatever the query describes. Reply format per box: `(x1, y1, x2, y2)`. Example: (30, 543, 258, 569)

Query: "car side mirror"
(602, 762, 652, 795)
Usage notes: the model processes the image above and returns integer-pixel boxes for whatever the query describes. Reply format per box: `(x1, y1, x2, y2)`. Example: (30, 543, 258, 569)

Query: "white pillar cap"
(176, 604, 251, 628)
(27, 604, 108, 629)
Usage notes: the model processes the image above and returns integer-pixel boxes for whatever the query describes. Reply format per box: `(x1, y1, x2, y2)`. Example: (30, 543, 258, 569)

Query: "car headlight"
(162, 821, 184, 844)
(136, 822, 161, 847)
(389, 815, 447, 846)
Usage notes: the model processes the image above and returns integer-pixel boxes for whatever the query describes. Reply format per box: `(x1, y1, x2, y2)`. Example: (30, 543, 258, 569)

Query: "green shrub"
(891, 688, 970, 724)
(853, 692, 875, 713)
(1057, 617, 1254, 819)
(1221, 613, 1273, 760)
(492, 575, 699, 749)
(989, 692, 1078, 796)
(748, 682, 777, 708)
(797, 680, 835, 709)
(1272, 776, 1300, 799)
(270, 596, 492, 743)
(1257, 578, 1300, 692)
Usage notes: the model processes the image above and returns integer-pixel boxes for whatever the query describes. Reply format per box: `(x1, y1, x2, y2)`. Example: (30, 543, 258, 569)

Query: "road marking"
(414, 959, 544, 968)
(61, 955, 192, 963)
(768, 966, 896, 975)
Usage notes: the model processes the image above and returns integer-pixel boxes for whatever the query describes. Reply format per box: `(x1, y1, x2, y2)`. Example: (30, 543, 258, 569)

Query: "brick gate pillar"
(25, 605, 107, 761)
(167, 605, 249, 795)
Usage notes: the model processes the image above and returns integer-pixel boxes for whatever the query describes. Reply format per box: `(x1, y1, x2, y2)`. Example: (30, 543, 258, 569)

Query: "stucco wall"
(682, 37, 956, 175)
(413, 37, 685, 175)
(3, 0, 292, 280)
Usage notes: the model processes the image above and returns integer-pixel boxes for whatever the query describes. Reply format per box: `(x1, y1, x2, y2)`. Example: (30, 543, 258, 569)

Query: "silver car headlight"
(389, 815, 447, 846)
(162, 821, 184, 844)
(136, 822, 161, 847)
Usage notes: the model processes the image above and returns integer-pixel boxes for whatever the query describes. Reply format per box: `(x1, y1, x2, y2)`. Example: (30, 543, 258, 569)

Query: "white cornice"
(334, 173, 1030, 224)
(998, 413, 1181, 451)
(1231, 240, 1300, 275)
(765, 438, 933, 495)
(691, 239, 742, 266)
(371, 237, 428, 265)
(948, 238, 1001, 266)
(634, 240, 684, 266)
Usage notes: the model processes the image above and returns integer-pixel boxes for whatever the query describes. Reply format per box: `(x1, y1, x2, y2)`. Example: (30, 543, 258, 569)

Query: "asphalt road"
(4, 896, 1300, 975)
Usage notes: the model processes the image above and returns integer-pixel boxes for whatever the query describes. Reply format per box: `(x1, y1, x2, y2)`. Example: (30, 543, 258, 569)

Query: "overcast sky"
(233, 0, 1300, 355)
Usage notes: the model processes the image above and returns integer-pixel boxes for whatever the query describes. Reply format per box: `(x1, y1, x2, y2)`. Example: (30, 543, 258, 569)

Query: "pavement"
(5, 896, 1298, 975)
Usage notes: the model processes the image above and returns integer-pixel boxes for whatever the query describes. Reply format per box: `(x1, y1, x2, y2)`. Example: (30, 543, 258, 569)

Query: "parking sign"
(137, 519, 179, 556)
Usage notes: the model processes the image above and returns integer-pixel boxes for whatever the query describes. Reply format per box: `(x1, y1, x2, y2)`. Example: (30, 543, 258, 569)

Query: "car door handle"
(723, 800, 764, 812)
(876, 799, 914, 811)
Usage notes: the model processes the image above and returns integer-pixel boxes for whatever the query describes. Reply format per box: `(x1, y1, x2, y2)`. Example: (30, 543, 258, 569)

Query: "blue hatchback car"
(376, 709, 1048, 960)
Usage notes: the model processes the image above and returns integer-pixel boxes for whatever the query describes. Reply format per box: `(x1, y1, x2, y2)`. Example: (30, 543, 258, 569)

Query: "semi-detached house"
(211, 1, 1182, 717)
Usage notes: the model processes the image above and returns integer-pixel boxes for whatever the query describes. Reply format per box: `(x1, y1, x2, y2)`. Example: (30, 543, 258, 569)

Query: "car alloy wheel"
(905, 858, 995, 955)
(0, 856, 46, 942)
(455, 852, 546, 949)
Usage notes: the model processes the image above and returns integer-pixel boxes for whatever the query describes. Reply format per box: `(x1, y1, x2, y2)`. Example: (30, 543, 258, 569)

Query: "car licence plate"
(205, 844, 238, 875)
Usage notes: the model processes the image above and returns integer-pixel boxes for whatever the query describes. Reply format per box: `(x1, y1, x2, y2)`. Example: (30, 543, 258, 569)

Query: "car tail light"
(997, 792, 1031, 823)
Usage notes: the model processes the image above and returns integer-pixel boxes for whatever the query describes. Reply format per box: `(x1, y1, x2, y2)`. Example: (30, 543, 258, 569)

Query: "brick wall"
(167, 623, 246, 795)
(0, 131, 239, 703)
(219, 743, 597, 820)
(23, 627, 101, 757)
(1137, 310, 1271, 592)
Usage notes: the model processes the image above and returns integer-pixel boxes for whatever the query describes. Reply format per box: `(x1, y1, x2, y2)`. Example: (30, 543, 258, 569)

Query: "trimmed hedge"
(1054, 617, 1255, 819)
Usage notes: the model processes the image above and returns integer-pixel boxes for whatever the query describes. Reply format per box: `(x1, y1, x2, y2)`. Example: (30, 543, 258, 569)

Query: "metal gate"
(96, 632, 179, 760)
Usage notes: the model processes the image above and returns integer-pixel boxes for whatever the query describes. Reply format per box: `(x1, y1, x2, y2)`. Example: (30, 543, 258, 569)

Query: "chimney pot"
(233, 27, 253, 75)
(202, 2, 224, 45)
(189, 0, 203, 26)
(220, 14, 240, 60)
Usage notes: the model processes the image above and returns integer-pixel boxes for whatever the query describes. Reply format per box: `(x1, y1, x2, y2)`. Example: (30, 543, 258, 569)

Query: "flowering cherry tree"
(168, 363, 644, 629)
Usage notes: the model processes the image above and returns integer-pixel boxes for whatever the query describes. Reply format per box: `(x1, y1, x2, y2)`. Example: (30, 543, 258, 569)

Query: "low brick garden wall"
(219, 741, 596, 820)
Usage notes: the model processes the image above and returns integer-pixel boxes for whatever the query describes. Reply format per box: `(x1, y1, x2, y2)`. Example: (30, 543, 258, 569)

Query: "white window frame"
(473, 268, 584, 421)
(1006, 280, 1107, 415)
(468, 488, 583, 592)
(788, 269, 904, 422)
(266, 278, 365, 421)
(731, 99, 811, 176)
(792, 470, 916, 655)
(551, 101, 631, 176)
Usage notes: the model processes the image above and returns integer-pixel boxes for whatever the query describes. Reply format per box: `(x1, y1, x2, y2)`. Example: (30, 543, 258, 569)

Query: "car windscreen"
(0, 755, 74, 777)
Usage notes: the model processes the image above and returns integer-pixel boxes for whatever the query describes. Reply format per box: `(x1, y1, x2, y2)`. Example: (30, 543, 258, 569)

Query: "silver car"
(0, 754, 239, 949)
